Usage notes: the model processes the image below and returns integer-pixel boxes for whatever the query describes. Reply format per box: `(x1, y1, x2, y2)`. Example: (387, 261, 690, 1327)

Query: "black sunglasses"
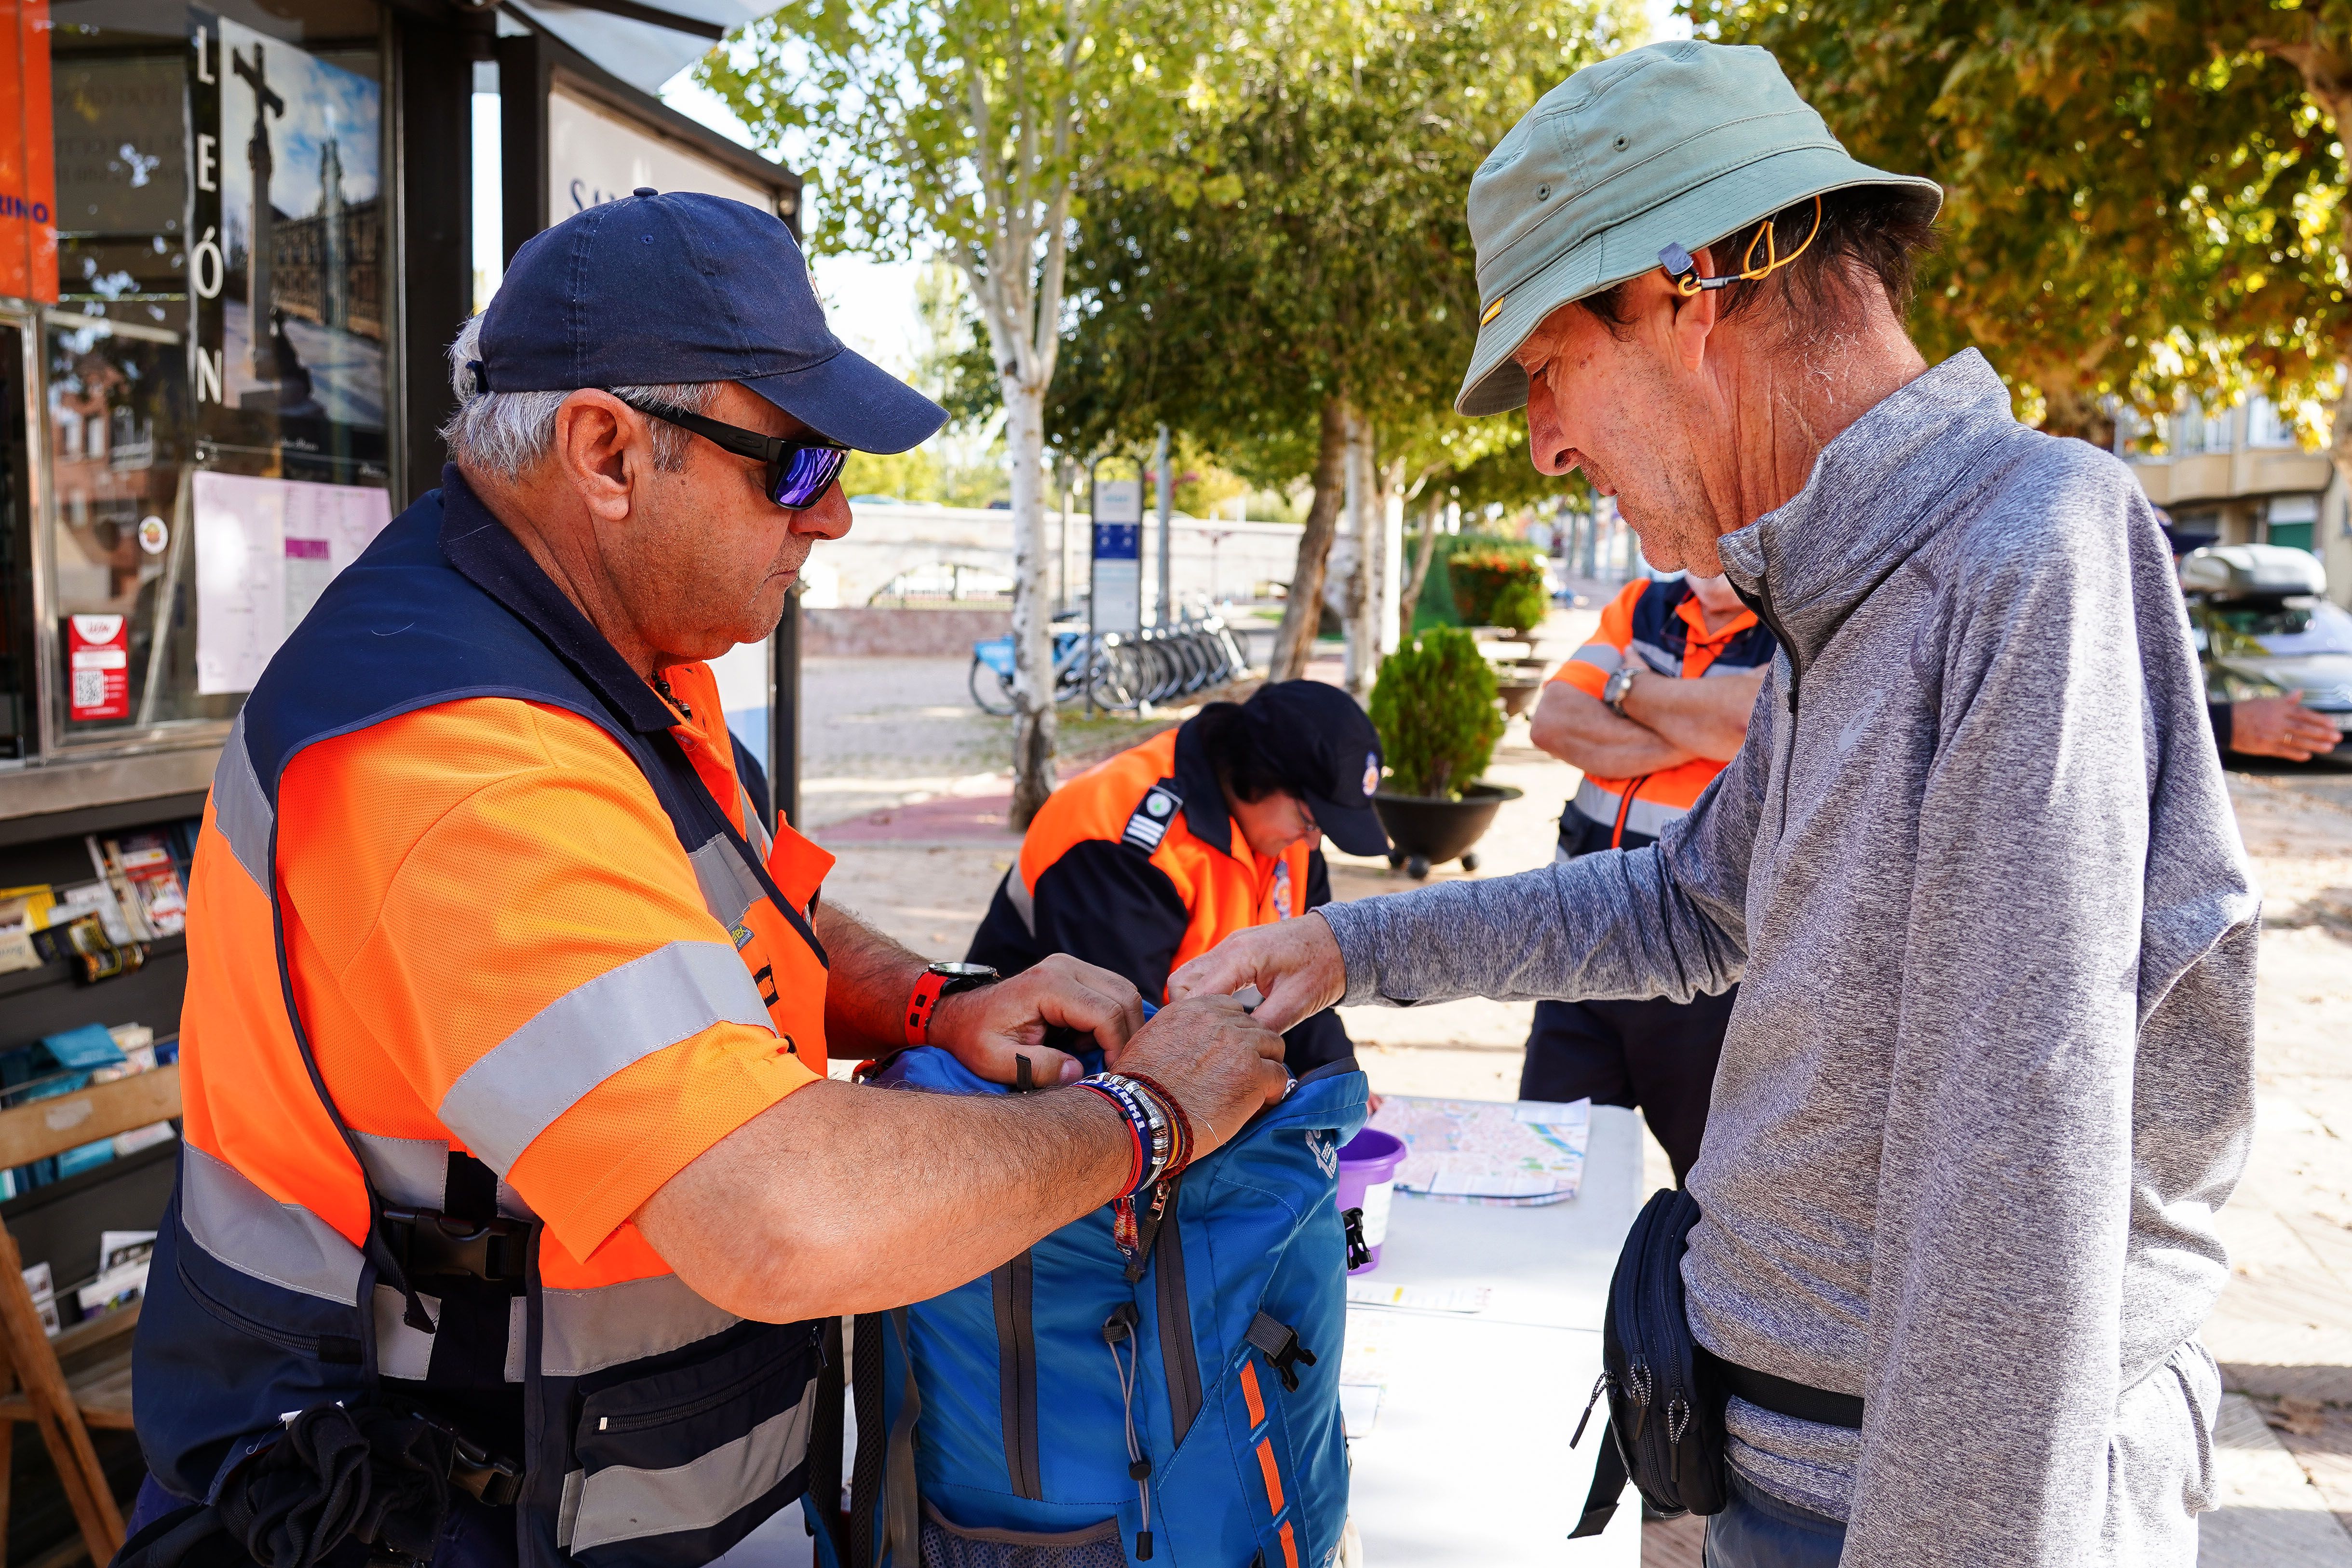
(613, 393, 850, 510)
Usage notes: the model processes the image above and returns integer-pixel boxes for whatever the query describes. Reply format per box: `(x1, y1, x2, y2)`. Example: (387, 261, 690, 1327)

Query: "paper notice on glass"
(195, 472, 392, 694)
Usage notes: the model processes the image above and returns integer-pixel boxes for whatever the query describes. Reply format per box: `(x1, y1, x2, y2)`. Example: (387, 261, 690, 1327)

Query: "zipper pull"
(1570, 1372, 1609, 1448)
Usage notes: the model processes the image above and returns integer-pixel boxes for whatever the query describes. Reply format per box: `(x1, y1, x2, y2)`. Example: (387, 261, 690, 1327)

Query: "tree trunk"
(1340, 410, 1376, 697)
(1399, 491, 1445, 649)
(1004, 378, 1058, 827)
(1268, 397, 1350, 681)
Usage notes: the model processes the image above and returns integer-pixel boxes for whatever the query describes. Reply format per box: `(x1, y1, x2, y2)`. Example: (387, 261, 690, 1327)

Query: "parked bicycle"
(968, 608, 1253, 715)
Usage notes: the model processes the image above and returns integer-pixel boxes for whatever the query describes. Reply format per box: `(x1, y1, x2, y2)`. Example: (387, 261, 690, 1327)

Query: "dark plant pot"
(1373, 783, 1524, 878)
(1496, 678, 1542, 718)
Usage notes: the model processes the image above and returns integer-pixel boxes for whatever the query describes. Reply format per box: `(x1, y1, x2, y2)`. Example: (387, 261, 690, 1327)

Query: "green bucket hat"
(1456, 40, 1943, 417)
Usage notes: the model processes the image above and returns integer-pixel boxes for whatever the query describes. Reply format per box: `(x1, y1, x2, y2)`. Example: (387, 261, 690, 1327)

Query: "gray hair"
(438, 312, 722, 479)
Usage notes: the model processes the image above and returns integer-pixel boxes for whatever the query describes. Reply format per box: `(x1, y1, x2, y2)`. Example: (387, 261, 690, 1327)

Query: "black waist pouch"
(1568, 1187, 1729, 1536)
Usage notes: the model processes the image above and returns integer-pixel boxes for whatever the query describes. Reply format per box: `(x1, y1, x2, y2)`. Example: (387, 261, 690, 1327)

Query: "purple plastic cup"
(1335, 1128, 1407, 1274)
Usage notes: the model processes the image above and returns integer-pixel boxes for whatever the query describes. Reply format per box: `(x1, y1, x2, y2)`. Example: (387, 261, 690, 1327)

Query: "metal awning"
(503, 0, 769, 95)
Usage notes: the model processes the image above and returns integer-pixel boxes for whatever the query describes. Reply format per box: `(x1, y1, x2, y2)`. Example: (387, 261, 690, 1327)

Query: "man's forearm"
(1529, 682, 1696, 775)
(642, 1075, 1131, 1320)
(814, 899, 927, 1056)
(1621, 669, 1766, 761)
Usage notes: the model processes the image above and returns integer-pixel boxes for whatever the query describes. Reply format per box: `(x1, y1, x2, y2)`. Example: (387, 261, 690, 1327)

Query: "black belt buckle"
(448, 1431, 524, 1508)
(383, 1208, 529, 1284)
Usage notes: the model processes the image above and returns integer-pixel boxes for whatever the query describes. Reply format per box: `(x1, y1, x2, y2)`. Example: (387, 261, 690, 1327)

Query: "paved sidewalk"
(802, 616, 2352, 1565)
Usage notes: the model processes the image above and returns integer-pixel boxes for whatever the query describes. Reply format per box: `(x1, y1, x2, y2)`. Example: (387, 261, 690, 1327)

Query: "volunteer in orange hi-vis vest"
(124, 191, 1290, 1568)
(1521, 570, 1777, 1183)
(966, 680, 1390, 1074)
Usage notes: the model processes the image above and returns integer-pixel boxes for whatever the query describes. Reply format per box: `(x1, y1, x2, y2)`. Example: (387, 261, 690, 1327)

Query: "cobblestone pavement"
(801, 612, 2352, 1565)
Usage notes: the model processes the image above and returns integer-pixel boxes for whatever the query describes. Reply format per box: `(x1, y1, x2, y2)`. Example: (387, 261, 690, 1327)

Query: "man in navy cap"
(128, 191, 1290, 1568)
(968, 679, 1389, 1073)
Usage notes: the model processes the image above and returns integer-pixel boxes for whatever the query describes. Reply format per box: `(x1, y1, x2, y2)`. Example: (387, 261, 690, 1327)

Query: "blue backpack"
(828, 1050, 1369, 1568)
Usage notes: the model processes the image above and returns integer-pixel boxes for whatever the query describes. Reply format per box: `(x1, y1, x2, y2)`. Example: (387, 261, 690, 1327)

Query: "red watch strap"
(905, 970, 948, 1046)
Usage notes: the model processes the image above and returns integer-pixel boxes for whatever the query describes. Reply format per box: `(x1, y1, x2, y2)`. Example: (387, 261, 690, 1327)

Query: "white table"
(1342, 1103, 1648, 1567)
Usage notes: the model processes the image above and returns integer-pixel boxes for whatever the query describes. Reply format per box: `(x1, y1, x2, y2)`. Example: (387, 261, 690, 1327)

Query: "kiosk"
(0, 1, 798, 1552)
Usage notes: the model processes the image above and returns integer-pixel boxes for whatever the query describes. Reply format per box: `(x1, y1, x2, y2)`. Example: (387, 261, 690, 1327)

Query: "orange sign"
(1, 0, 57, 304)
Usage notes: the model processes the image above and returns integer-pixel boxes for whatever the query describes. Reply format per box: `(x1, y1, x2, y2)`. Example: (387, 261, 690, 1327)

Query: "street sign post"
(1089, 459, 1146, 715)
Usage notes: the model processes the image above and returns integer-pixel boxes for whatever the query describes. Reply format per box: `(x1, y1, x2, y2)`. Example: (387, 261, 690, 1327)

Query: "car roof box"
(2179, 542, 2327, 599)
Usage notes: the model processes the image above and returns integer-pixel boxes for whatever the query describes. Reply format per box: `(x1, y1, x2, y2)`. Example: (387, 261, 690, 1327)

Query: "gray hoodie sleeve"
(1838, 477, 2254, 1565)
(1318, 684, 1769, 1007)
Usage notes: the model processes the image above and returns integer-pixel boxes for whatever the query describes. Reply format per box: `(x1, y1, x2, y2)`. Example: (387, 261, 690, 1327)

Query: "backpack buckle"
(1243, 1311, 1317, 1394)
(382, 1208, 529, 1284)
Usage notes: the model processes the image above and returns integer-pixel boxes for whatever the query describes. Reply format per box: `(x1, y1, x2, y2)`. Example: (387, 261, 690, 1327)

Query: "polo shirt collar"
(435, 463, 678, 734)
(1674, 588, 1758, 647)
(1173, 719, 1236, 858)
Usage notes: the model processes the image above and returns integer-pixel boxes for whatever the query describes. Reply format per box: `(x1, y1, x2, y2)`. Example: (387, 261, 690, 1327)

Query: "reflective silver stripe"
(1572, 778, 1687, 840)
(374, 1284, 440, 1379)
(180, 1144, 365, 1304)
(1627, 639, 1682, 677)
(1568, 644, 1621, 674)
(541, 1271, 742, 1378)
(689, 835, 762, 929)
(505, 1297, 528, 1383)
(1004, 868, 1035, 935)
(350, 1131, 447, 1209)
(371, 1285, 528, 1384)
(437, 940, 771, 1174)
(736, 784, 775, 863)
(557, 1470, 585, 1552)
(1701, 658, 1771, 677)
(211, 712, 275, 892)
(568, 1382, 818, 1554)
(496, 1178, 536, 1222)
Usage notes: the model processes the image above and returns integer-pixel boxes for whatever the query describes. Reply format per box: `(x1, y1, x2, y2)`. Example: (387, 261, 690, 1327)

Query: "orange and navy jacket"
(1548, 576, 1777, 854)
(965, 722, 1352, 1071)
(137, 469, 833, 1568)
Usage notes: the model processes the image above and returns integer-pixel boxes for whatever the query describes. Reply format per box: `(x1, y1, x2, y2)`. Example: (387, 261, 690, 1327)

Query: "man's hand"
(1110, 994, 1291, 1155)
(928, 953, 1145, 1084)
(1167, 912, 1346, 1034)
(2230, 693, 2342, 762)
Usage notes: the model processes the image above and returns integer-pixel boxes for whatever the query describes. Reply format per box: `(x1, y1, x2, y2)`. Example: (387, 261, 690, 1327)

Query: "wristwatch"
(1603, 663, 1641, 717)
(905, 961, 1000, 1045)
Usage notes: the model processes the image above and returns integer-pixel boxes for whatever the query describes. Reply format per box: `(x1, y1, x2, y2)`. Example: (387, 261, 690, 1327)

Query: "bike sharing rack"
(1087, 455, 1148, 716)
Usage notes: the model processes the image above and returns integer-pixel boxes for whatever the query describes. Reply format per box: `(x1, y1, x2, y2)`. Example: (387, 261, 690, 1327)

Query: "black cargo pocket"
(561, 1325, 820, 1561)
(917, 1503, 1125, 1568)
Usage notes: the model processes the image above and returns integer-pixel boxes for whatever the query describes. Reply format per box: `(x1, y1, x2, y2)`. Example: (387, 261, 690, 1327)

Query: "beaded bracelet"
(1120, 1071, 1194, 1179)
(1077, 1075, 1156, 1196)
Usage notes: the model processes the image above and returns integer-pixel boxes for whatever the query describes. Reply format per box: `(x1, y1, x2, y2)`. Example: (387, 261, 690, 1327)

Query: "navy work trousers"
(1519, 985, 1736, 1186)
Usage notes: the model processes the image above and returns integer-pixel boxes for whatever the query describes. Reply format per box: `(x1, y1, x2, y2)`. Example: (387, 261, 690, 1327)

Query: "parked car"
(2180, 544, 2352, 748)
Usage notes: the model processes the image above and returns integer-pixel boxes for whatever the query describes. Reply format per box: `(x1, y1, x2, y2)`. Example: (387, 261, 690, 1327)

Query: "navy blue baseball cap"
(474, 189, 946, 454)
(1240, 680, 1390, 857)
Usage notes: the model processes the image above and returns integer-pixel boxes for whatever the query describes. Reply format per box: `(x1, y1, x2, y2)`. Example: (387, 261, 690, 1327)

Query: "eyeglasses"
(613, 393, 850, 510)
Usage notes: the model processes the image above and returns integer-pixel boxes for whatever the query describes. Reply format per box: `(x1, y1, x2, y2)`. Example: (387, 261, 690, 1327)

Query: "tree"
(702, 0, 1196, 823)
(1046, 0, 1643, 683)
(1691, 0, 2351, 461)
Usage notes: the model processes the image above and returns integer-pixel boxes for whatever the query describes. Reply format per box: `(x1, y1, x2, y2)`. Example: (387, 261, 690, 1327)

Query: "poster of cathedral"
(188, 11, 387, 474)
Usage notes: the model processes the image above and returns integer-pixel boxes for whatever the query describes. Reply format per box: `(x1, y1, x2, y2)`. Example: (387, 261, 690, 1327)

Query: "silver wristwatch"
(1603, 663, 1640, 717)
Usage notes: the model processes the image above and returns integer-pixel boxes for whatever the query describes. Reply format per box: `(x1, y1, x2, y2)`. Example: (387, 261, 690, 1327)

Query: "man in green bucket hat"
(1175, 39, 2255, 1568)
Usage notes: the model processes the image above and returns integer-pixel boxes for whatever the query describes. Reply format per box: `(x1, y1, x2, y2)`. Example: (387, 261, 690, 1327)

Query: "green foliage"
(1689, 0, 2352, 434)
(1406, 531, 1536, 628)
(1446, 545, 1547, 631)
(1044, 0, 1647, 477)
(1369, 626, 1505, 799)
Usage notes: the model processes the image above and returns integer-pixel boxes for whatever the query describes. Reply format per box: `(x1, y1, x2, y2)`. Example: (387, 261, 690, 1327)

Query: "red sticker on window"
(68, 614, 130, 721)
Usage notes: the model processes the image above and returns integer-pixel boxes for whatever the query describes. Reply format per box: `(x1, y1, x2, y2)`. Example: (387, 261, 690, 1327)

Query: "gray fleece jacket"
(1323, 351, 2257, 1566)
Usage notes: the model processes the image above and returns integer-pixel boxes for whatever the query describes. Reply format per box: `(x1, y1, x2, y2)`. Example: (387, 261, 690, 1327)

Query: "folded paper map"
(1364, 1095, 1591, 1206)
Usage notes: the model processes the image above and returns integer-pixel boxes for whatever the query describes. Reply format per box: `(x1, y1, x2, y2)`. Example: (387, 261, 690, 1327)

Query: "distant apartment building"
(2120, 396, 2352, 606)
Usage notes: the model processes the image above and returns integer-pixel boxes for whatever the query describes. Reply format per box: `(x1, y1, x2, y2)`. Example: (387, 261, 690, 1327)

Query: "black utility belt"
(1712, 1352, 1863, 1430)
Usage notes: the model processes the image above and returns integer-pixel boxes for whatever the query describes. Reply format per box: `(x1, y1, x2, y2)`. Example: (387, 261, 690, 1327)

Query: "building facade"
(2122, 395, 2352, 606)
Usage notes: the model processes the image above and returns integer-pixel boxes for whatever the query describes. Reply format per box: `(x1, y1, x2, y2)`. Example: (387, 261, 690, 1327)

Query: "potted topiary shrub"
(1367, 627, 1524, 878)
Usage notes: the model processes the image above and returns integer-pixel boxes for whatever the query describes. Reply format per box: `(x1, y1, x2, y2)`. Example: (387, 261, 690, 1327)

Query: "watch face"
(929, 962, 998, 980)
